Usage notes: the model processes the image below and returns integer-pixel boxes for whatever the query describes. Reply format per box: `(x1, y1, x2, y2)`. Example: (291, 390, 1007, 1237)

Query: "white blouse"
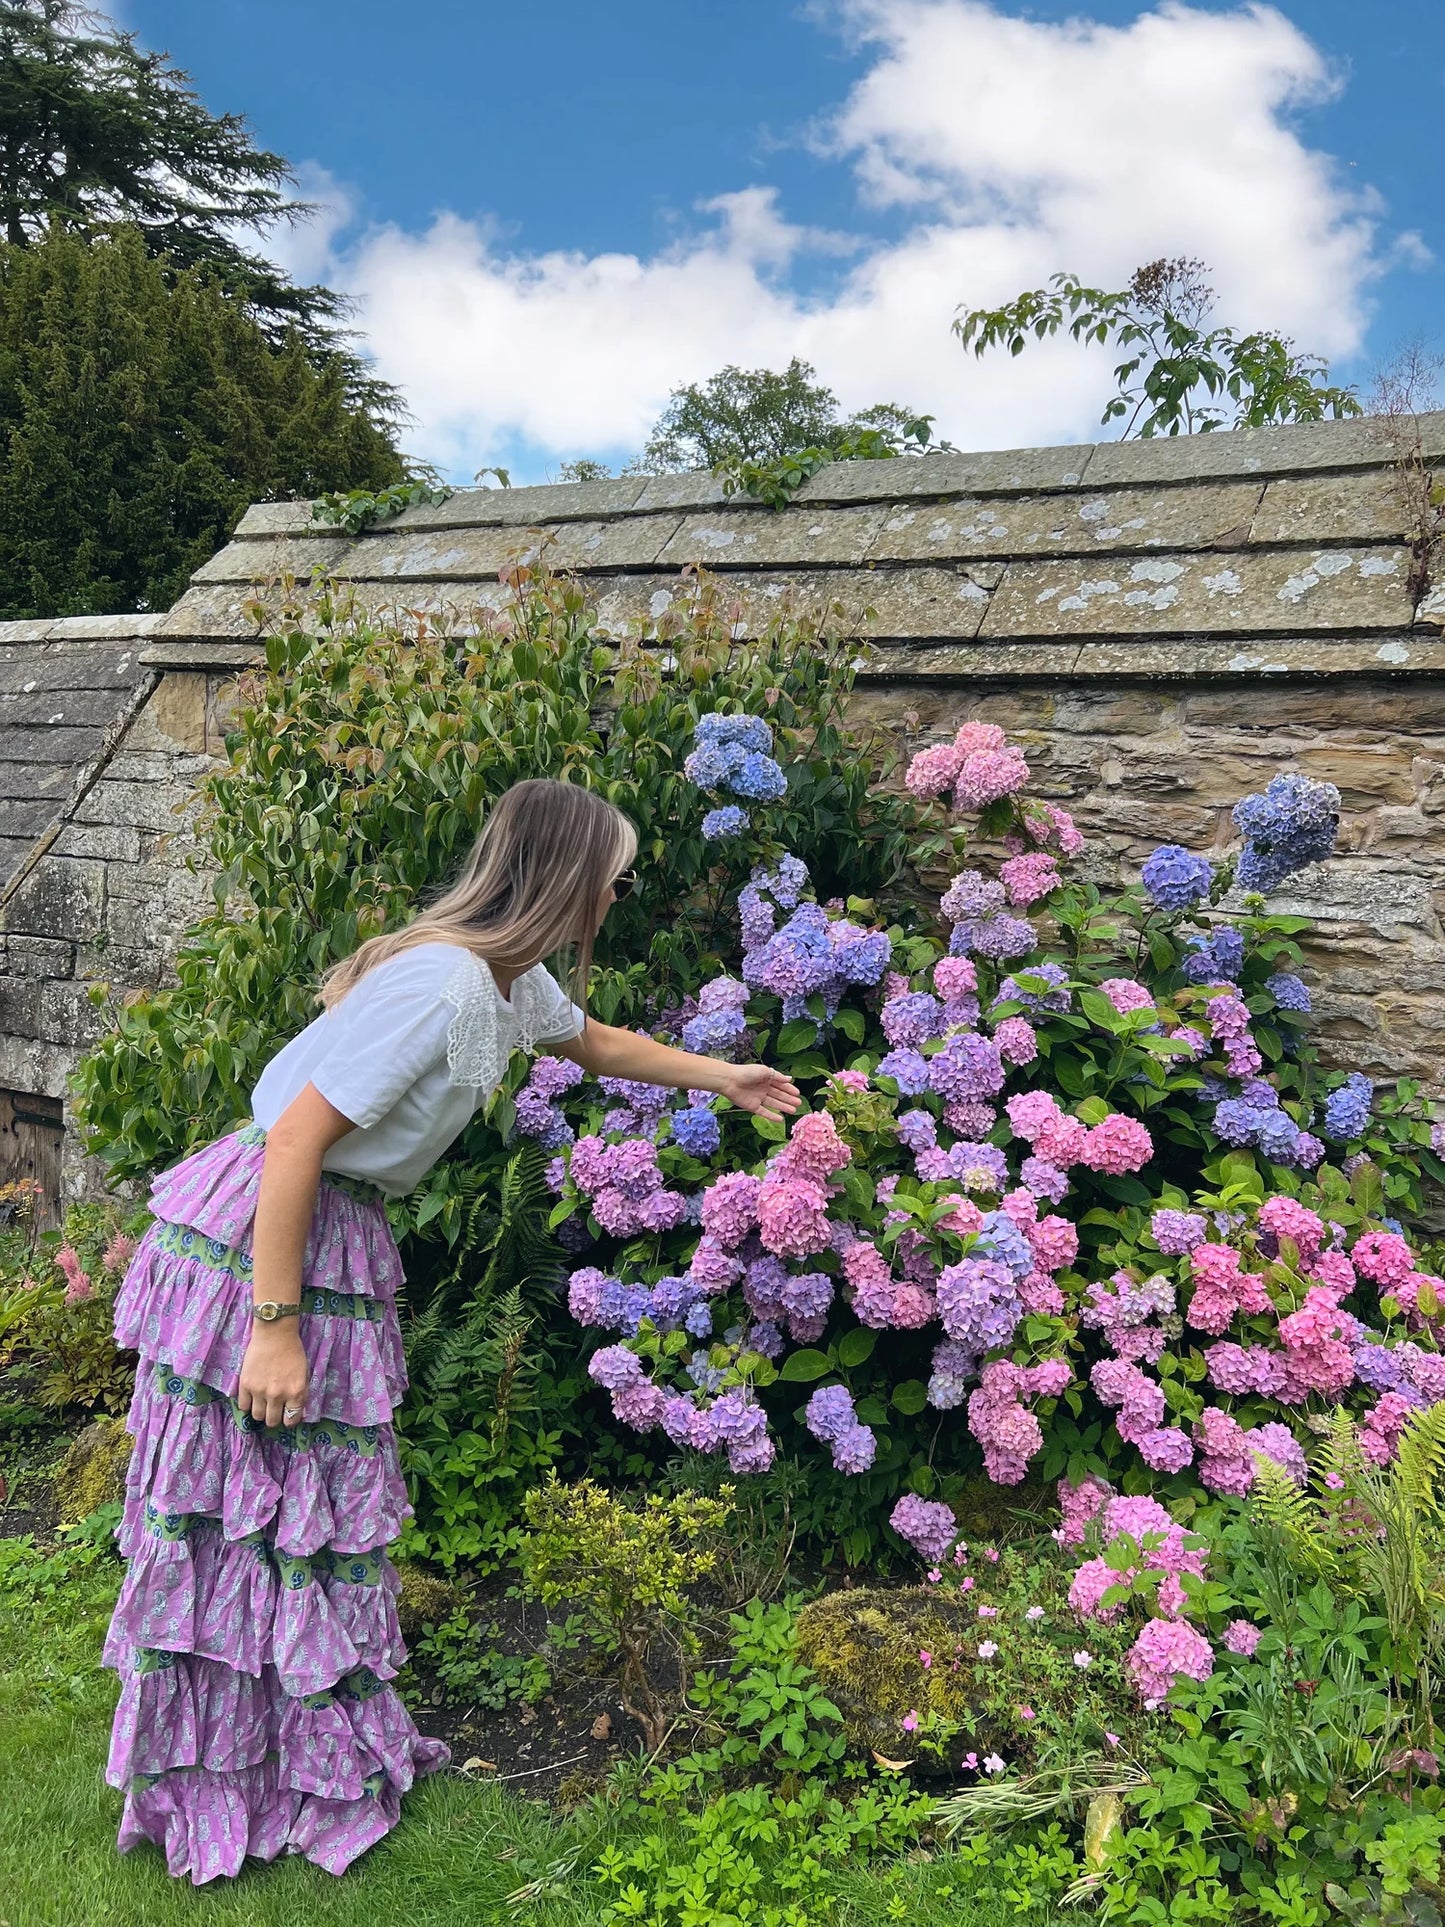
(249, 942, 584, 1197)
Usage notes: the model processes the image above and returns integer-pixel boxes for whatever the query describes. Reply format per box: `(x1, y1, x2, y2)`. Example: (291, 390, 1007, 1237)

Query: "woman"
(104, 778, 800, 1883)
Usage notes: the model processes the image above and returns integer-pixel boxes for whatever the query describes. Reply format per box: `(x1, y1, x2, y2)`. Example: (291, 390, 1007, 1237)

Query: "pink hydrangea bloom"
(757, 1176, 832, 1258)
(1080, 1115, 1153, 1176)
(1195, 1407, 1255, 1496)
(700, 1172, 763, 1248)
(1127, 1619, 1214, 1702)
(776, 1110, 852, 1182)
(956, 746, 1030, 812)
(1099, 978, 1154, 1015)
(934, 956, 978, 1000)
(1000, 851, 1059, 907)
(1057, 1474, 1111, 1546)
(1223, 1620, 1262, 1656)
(1028, 1214, 1079, 1274)
(1034, 800, 1085, 856)
(1353, 1231, 1416, 1289)
(1035, 1114, 1089, 1168)
(994, 1016, 1038, 1066)
(1006, 1091, 1062, 1142)
(1258, 1197, 1325, 1262)
(906, 741, 964, 798)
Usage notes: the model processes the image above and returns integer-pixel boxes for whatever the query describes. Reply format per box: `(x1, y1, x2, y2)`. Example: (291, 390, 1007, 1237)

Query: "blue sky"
(126, 1, 1443, 482)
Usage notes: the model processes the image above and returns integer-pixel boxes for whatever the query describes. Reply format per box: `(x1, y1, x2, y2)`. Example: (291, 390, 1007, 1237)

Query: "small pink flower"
(953, 1544, 969, 1565)
(1105, 1731, 1121, 1748)
(902, 1710, 919, 1733)
(1018, 1705, 1036, 1721)
(984, 1547, 1000, 1563)
(926, 1568, 942, 1584)
(963, 1751, 978, 1771)
(1073, 1650, 1094, 1669)
(960, 1576, 975, 1592)
(983, 1752, 1006, 1774)
(978, 1640, 999, 1659)
(1025, 1606, 1045, 1621)
(919, 1650, 933, 1668)
(1325, 1472, 1344, 1489)
(977, 1605, 999, 1618)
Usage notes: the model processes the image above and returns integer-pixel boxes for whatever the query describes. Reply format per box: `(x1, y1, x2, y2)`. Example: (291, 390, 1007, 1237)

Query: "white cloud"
(297, 1, 1390, 479)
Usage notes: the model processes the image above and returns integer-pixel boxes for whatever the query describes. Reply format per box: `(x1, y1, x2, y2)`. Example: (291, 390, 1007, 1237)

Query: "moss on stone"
(795, 1585, 985, 1758)
(395, 1562, 465, 1643)
(51, 1416, 132, 1524)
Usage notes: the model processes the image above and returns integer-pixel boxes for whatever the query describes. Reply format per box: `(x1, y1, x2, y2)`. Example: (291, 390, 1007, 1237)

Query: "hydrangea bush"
(515, 709, 1444, 1564)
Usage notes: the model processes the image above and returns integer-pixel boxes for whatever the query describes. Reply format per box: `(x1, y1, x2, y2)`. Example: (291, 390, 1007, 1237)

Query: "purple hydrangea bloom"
(831, 1424, 878, 1474)
(878, 1048, 932, 1095)
(889, 1494, 960, 1563)
(589, 1344, 644, 1390)
(976, 1210, 1037, 1281)
(937, 1256, 1021, 1352)
(882, 992, 943, 1048)
(1249, 1422, 1308, 1486)
(941, 871, 1006, 921)
(971, 915, 1037, 961)
(1141, 844, 1214, 912)
(1152, 1209, 1207, 1257)
(929, 1032, 1005, 1103)
(995, 962, 1072, 1015)
(1021, 1157, 1070, 1203)
(681, 1006, 748, 1056)
(753, 854, 809, 909)
(927, 1338, 976, 1409)
(898, 1109, 938, 1153)
(805, 1383, 858, 1442)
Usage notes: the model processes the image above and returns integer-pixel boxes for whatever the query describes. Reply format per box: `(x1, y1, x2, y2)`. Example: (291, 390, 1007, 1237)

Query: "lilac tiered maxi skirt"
(103, 1122, 449, 1884)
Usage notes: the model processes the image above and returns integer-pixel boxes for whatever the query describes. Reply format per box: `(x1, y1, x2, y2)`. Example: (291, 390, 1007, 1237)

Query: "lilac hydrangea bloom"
(702, 805, 750, 840)
(1233, 773, 1340, 893)
(1266, 972, 1311, 1013)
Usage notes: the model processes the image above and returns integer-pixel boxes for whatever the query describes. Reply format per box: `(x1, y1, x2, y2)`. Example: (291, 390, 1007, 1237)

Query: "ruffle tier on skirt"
(105, 1123, 448, 1884)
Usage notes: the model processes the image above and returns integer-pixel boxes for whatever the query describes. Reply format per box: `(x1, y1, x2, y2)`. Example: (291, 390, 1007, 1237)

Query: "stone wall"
(1, 658, 241, 1212)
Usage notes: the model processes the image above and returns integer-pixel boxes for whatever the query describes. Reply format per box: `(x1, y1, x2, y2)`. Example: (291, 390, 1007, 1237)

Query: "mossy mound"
(395, 1562, 465, 1643)
(796, 1585, 987, 1760)
(52, 1417, 132, 1524)
(950, 1474, 1053, 1541)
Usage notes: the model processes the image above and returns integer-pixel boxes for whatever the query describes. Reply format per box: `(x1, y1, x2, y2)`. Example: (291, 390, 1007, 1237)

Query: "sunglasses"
(612, 869, 638, 902)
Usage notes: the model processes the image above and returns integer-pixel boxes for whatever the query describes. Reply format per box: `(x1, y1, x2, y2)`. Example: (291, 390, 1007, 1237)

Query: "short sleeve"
(308, 948, 454, 1130)
(530, 968, 586, 1046)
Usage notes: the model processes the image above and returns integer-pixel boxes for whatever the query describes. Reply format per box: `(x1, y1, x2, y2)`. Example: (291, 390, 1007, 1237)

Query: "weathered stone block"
(981, 547, 1413, 641)
(658, 504, 889, 569)
(4, 933, 74, 978)
(868, 480, 1262, 564)
(0, 975, 44, 1036)
(51, 822, 144, 863)
(38, 979, 107, 1046)
(796, 444, 1092, 503)
(2, 856, 105, 941)
(190, 533, 359, 584)
(1250, 471, 1407, 546)
(145, 673, 209, 754)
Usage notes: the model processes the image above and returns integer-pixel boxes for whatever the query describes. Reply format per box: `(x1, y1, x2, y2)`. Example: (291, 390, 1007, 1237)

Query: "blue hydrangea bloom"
(702, 805, 750, 840)
(1256, 1111, 1302, 1162)
(671, 1106, 722, 1159)
(731, 751, 788, 801)
(1323, 1072, 1373, 1141)
(694, 711, 773, 755)
(1141, 844, 1214, 911)
(1233, 773, 1340, 894)
(1266, 972, 1311, 1013)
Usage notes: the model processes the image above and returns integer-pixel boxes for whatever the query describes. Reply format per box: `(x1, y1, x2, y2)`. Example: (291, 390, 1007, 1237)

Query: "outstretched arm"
(553, 1019, 802, 1122)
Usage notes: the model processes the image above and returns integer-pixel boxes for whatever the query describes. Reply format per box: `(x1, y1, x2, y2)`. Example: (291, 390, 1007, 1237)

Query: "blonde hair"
(317, 778, 637, 1013)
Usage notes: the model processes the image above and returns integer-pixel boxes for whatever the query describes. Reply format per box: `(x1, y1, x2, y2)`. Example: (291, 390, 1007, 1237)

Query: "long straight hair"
(317, 778, 637, 1014)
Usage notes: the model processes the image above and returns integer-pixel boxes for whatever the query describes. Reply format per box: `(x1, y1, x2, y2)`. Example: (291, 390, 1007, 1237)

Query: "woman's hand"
(722, 1063, 803, 1120)
(238, 1325, 309, 1429)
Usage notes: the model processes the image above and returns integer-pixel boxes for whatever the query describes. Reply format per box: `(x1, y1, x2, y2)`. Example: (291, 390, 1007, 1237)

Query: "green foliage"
(955, 257, 1360, 439)
(311, 479, 458, 533)
(0, 1197, 145, 1412)
(591, 1775, 936, 1927)
(679, 1598, 846, 1777)
(405, 1603, 554, 1711)
(0, 225, 403, 617)
(716, 411, 944, 512)
(641, 356, 919, 473)
(520, 1475, 734, 1749)
(397, 1149, 580, 1570)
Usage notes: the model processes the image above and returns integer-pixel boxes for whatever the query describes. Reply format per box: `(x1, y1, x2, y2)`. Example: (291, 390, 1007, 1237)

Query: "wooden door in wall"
(0, 1088, 63, 1231)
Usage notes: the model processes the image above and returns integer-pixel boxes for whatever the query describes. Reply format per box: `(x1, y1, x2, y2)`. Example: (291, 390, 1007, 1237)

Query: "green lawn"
(0, 1532, 1047, 1927)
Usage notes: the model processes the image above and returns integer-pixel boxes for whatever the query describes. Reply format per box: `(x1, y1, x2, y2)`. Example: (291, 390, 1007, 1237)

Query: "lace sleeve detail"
(510, 967, 580, 1055)
(439, 952, 504, 1093)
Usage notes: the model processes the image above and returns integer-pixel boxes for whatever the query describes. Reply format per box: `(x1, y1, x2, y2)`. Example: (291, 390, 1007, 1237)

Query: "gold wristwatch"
(251, 1301, 302, 1323)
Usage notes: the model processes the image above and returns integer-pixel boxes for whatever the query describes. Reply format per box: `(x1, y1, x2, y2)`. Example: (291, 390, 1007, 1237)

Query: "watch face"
(256, 1302, 276, 1321)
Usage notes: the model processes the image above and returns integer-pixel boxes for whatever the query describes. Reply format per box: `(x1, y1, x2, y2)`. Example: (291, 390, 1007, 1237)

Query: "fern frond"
(1392, 1403, 1445, 1523)
(1252, 1452, 1336, 1580)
